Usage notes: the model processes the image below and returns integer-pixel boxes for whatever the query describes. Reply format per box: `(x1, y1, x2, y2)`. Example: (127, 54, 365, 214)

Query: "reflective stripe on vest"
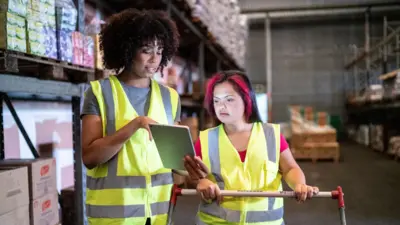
(200, 123, 283, 223)
(86, 78, 174, 218)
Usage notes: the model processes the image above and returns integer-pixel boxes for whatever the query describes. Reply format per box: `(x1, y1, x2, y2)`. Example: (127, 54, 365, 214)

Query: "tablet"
(149, 124, 195, 171)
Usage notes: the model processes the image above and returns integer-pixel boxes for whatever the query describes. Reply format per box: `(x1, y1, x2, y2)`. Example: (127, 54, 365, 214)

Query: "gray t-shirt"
(81, 80, 181, 122)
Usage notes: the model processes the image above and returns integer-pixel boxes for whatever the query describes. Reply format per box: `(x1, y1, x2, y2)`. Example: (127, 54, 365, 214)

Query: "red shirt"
(194, 134, 289, 162)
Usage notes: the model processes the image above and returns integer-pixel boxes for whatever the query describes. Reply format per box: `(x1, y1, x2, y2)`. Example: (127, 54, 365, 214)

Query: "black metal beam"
(72, 96, 85, 225)
(241, 1, 400, 13)
(6, 93, 72, 103)
(0, 74, 82, 97)
(0, 93, 3, 160)
(2, 94, 40, 158)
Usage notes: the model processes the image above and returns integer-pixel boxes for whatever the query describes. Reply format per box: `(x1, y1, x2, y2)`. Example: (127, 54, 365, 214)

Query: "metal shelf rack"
(344, 12, 400, 153)
(345, 14, 400, 99)
(0, 74, 86, 225)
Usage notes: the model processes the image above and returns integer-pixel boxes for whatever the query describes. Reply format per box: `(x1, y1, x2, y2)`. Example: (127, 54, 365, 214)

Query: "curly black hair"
(100, 8, 180, 74)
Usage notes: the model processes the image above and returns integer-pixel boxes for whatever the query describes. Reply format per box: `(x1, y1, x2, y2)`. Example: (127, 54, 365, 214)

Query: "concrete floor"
(171, 142, 400, 225)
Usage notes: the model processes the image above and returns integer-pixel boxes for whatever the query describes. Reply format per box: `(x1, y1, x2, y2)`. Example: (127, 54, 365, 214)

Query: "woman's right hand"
(197, 178, 222, 204)
(132, 116, 158, 140)
(184, 155, 210, 181)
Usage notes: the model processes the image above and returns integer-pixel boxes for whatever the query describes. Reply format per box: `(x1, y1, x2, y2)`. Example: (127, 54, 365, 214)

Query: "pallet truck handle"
(167, 185, 346, 225)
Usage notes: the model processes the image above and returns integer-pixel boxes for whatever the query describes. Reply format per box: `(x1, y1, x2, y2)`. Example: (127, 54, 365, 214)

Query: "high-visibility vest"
(197, 122, 284, 225)
(86, 75, 179, 225)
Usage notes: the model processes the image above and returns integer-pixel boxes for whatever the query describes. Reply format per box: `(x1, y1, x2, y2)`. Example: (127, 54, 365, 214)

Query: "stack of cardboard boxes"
(0, 158, 59, 225)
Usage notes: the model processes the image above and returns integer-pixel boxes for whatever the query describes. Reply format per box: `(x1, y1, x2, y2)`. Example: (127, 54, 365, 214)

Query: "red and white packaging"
(31, 192, 59, 225)
(0, 158, 57, 200)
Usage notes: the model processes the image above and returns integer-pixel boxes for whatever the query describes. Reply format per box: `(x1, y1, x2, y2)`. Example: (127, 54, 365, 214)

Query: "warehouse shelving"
(1, 0, 247, 224)
(344, 11, 400, 154)
(0, 74, 86, 225)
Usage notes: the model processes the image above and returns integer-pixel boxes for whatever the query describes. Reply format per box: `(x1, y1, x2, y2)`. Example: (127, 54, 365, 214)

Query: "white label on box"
(0, 205, 30, 225)
(32, 192, 59, 225)
(31, 159, 57, 199)
(0, 167, 29, 216)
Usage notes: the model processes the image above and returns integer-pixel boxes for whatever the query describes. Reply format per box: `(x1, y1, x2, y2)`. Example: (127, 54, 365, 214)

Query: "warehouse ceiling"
(239, 0, 400, 13)
(240, 0, 400, 25)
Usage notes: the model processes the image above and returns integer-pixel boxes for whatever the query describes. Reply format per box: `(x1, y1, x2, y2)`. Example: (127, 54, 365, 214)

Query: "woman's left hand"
(294, 184, 319, 202)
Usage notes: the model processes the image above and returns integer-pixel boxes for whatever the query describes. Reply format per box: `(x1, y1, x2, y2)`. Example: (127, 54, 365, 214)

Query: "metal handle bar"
(168, 185, 346, 225)
(178, 189, 339, 198)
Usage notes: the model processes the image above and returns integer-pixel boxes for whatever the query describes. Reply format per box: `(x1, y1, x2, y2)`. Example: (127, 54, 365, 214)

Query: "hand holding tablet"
(149, 124, 196, 171)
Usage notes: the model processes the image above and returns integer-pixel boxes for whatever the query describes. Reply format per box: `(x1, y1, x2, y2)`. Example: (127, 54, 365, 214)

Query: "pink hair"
(204, 73, 253, 121)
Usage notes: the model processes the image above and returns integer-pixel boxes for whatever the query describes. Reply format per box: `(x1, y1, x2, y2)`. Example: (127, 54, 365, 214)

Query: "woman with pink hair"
(184, 70, 318, 225)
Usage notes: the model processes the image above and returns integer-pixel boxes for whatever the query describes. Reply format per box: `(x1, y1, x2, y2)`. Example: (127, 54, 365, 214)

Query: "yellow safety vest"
(197, 122, 284, 225)
(86, 75, 179, 225)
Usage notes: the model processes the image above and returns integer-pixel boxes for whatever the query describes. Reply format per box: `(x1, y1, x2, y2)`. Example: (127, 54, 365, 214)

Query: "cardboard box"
(0, 158, 57, 200)
(0, 205, 30, 225)
(31, 192, 59, 225)
(0, 167, 29, 216)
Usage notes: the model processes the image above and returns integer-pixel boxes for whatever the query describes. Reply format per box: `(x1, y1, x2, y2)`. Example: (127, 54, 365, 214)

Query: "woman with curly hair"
(80, 9, 181, 225)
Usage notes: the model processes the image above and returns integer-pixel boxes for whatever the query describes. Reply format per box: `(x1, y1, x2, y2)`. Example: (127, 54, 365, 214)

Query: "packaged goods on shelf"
(57, 29, 73, 62)
(346, 125, 357, 141)
(0, 12, 27, 52)
(91, 34, 103, 69)
(55, 0, 77, 63)
(0, 167, 29, 217)
(55, 6, 77, 32)
(31, 193, 59, 225)
(392, 73, 400, 96)
(72, 31, 84, 65)
(83, 35, 94, 68)
(366, 84, 383, 101)
(370, 125, 384, 152)
(0, 0, 28, 17)
(388, 136, 400, 156)
(26, 19, 46, 56)
(30, 0, 55, 16)
(27, 2, 57, 59)
(356, 125, 369, 146)
(187, 0, 248, 68)
(0, 205, 30, 225)
(0, 167, 30, 225)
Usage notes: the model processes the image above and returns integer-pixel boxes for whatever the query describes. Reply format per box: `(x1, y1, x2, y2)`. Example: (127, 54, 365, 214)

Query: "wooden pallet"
(291, 129, 337, 149)
(292, 142, 340, 163)
(0, 49, 95, 83)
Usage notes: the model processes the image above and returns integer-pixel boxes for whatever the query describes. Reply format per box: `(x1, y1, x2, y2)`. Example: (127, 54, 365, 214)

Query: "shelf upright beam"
(166, 0, 172, 17)
(383, 16, 388, 74)
(72, 96, 85, 225)
(397, 34, 400, 68)
(364, 8, 371, 86)
(265, 13, 272, 97)
(216, 60, 221, 72)
(198, 41, 205, 130)
(0, 93, 3, 160)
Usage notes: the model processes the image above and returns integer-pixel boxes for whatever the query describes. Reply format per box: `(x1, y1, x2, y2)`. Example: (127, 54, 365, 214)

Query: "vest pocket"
(264, 161, 279, 185)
